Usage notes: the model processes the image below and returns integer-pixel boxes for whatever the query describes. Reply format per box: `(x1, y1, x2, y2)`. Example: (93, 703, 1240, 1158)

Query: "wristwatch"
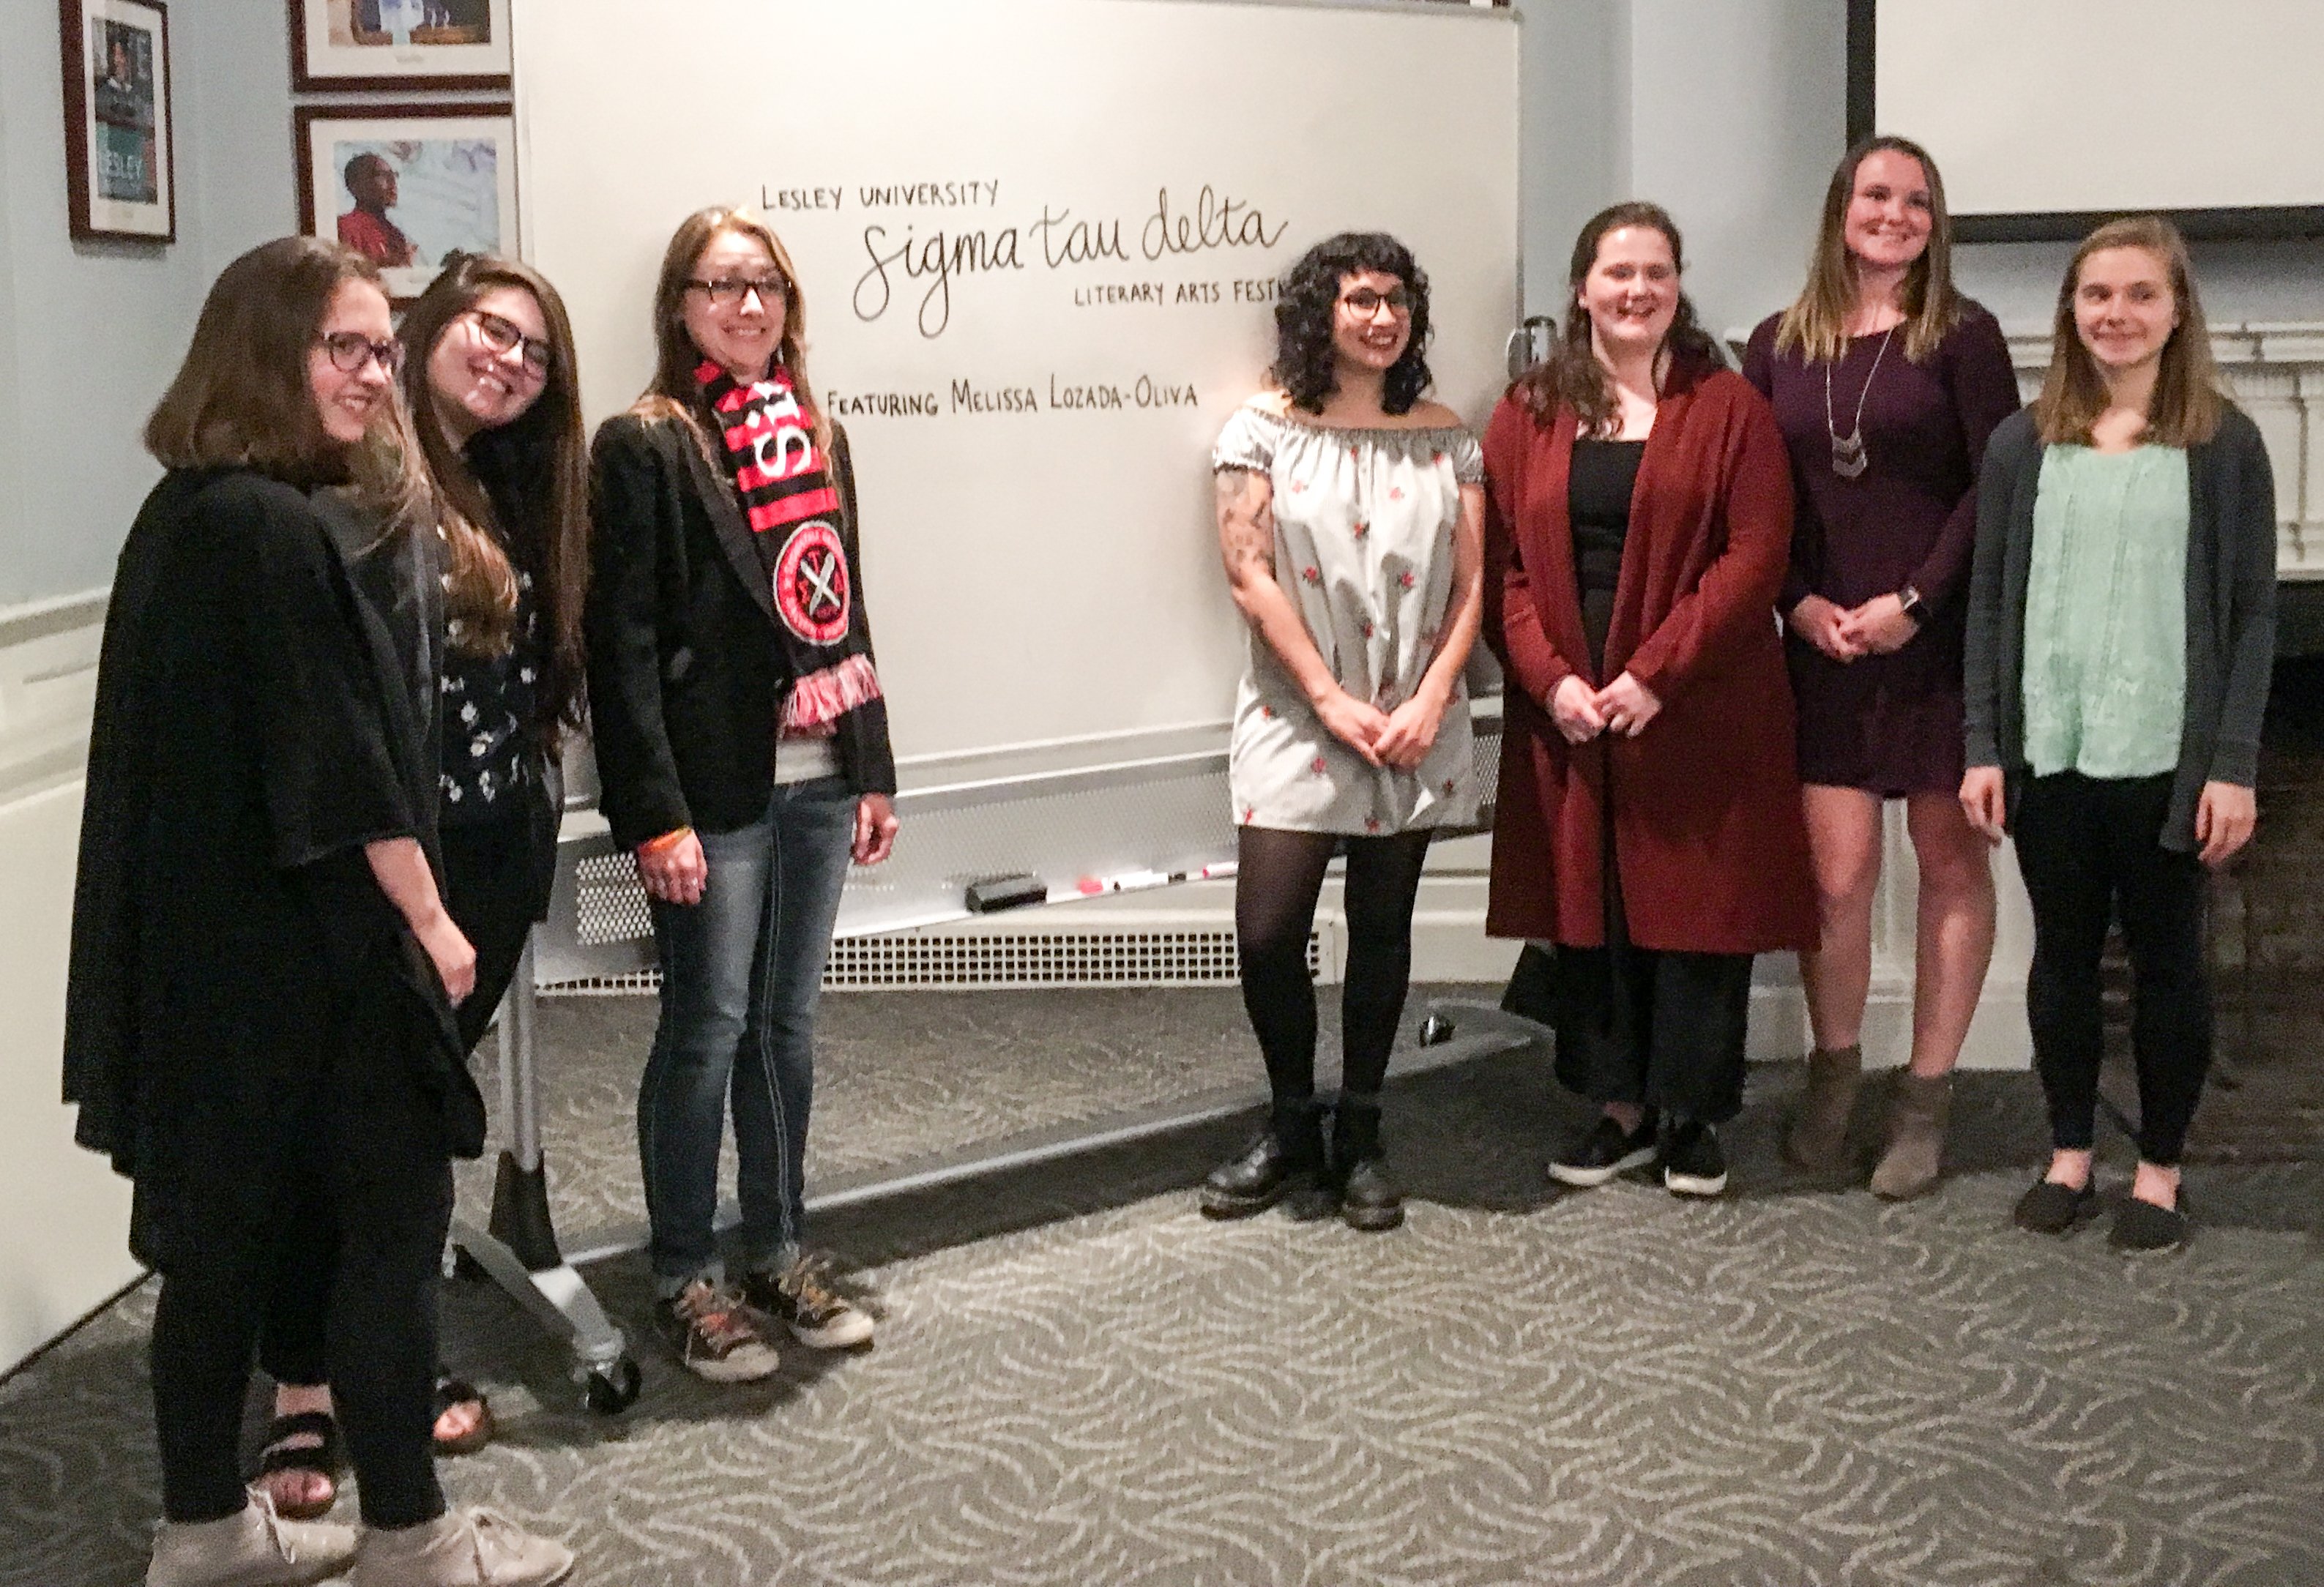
(1896, 583, 1924, 623)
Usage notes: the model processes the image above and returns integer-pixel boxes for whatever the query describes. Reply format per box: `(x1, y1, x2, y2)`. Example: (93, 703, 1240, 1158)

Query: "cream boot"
(351, 1508, 574, 1587)
(146, 1488, 358, 1587)
(1782, 1044, 1862, 1171)
(1869, 1070, 1953, 1200)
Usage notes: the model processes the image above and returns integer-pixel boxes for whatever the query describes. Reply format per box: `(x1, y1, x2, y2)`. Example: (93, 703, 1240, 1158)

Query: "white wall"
(0, 0, 294, 1371)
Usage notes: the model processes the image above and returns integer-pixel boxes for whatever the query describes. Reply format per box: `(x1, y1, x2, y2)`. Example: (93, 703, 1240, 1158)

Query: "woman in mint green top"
(1962, 217, 2276, 1254)
(2019, 444, 2189, 779)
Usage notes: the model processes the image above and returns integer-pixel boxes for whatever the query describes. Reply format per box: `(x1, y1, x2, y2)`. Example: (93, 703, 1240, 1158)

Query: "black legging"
(152, 1082, 452, 1528)
(1236, 825, 1434, 1104)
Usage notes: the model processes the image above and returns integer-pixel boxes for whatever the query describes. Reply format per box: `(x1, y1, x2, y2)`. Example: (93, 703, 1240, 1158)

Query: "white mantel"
(2005, 321, 2324, 579)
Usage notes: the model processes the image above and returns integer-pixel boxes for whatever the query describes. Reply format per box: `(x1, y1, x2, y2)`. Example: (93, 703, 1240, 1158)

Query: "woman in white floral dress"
(1203, 231, 1484, 1232)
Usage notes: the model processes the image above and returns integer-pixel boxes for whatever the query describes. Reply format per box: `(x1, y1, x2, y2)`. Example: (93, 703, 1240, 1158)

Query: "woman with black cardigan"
(588, 206, 898, 1381)
(1963, 215, 2276, 1252)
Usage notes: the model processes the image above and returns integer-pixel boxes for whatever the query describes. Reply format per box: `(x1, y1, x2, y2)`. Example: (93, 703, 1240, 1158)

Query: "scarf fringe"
(781, 653, 883, 736)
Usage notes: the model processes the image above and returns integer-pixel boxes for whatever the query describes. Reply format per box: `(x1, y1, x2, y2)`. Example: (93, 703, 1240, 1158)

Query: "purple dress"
(1744, 303, 2022, 795)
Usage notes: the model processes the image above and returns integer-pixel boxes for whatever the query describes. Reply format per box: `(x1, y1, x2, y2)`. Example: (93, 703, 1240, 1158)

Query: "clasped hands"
(1791, 592, 1918, 661)
(1314, 681, 1451, 769)
(636, 793, 901, 906)
(1549, 672, 1661, 745)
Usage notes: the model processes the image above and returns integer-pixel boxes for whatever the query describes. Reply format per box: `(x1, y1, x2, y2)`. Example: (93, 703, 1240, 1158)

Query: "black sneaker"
(655, 1280, 781, 1382)
(1547, 1114, 1658, 1187)
(741, 1255, 876, 1351)
(2012, 1176, 2098, 1235)
(1661, 1120, 1728, 1198)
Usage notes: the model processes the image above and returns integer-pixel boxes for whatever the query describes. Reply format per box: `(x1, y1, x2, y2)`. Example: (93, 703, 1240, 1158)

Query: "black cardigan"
(586, 409, 897, 849)
(1963, 406, 2278, 851)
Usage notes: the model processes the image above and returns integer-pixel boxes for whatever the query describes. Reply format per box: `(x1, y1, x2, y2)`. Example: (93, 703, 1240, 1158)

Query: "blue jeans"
(638, 777, 855, 1292)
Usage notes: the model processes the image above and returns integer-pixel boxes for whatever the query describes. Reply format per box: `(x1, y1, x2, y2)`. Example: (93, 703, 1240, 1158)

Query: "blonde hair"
(1774, 135, 1962, 366)
(633, 206, 831, 456)
(145, 236, 430, 529)
(2034, 214, 2226, 449)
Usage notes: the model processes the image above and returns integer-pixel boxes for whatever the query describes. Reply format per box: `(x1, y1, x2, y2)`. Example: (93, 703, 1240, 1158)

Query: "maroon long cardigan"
(1481, 358, 1817, 956)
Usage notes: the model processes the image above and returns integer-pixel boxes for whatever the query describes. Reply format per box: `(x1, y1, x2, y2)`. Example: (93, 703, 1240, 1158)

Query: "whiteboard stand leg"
(451, 933, 641, 1414)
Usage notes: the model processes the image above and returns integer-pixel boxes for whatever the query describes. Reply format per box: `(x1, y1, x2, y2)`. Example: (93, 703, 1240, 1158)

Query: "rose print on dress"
(1352, 520, 1369, 540)
(1398, 570, 1416, 590)
(1311, 756, 1328, 774)
(1300, 566, 1322, 586)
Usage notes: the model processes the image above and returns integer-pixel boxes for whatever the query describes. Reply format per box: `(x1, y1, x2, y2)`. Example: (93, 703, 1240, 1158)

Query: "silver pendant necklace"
(1824, 323, 1897, 479)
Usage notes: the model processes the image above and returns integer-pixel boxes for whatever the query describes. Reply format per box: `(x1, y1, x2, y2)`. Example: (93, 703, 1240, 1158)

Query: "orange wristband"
(638, 826, 693, 857)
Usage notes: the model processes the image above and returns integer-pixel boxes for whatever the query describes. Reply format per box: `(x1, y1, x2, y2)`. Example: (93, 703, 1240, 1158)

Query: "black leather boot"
(1202, 1098, 1327, 1218)
(1330, 1094, 1404, 1231)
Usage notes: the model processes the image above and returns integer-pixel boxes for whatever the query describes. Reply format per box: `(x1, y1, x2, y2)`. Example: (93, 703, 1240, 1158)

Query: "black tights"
(1236, 826, 1434, 1105)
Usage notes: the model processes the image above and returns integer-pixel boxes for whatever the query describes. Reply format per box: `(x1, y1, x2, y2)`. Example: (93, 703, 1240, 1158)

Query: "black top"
(439, 562, 540, 824)
(586, 412, 897, 849)
(1567, 438, 1646, 674)
(62, 469, 475, 1267)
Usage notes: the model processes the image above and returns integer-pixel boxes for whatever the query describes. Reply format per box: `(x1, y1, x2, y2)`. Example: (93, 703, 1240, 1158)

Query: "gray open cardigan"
(1962, 404, 2277, 852)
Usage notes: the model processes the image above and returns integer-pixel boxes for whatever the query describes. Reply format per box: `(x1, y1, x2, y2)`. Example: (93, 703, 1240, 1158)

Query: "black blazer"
(586, 409, 897, 849)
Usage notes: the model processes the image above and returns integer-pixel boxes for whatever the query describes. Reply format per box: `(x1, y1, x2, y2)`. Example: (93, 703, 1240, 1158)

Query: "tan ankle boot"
(146, 1489, 357, 1587)
(351, 1509, 573, 1587)
(1783, 1044, 1862, 1170)
(1870, 1070, 1952, 1200)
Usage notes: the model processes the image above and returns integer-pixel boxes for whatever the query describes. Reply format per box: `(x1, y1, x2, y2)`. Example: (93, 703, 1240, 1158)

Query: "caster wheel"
(1418, 1014, 1455, 1047)
(581, 1356, 642, 1414)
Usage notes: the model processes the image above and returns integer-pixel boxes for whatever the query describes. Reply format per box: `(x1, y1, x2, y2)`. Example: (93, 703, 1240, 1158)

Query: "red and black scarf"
(697, 360, 883, 736)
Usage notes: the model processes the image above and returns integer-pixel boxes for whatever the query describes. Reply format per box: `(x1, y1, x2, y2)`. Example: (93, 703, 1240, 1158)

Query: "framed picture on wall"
(289, 0, 513, 93)
(60, 0, 176, 243)
(296, 103, 516, 301)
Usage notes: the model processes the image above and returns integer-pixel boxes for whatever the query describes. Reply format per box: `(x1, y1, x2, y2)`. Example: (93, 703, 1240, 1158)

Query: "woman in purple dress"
(1743, 136, 2023, 1198)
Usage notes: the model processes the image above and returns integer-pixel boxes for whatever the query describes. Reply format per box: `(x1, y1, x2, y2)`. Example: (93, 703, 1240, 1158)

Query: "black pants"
(1549, 938, 1755, 1124)
(152, 1060, 452, 1528)
(2016, 771, 2212, 1165)
(1236, 826, 1434, 1105)
(261, 813, 548, 1406)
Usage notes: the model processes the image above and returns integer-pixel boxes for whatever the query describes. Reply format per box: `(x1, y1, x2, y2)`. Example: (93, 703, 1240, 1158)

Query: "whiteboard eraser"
(965, 873, 1047, 913)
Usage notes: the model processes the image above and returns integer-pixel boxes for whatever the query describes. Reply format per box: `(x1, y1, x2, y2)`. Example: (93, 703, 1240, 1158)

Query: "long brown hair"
(144, 236, 428, 526)
(399, 253, 590, 736)
(2034, 214, 2226, 449)
(1775, 135, 1962, 365)
(1510, 201, 1725, 436)
(633, 206, 830, 457)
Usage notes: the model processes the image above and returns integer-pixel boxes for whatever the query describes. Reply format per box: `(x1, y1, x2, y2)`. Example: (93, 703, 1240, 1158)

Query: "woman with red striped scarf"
(586, 207, 898, 1381)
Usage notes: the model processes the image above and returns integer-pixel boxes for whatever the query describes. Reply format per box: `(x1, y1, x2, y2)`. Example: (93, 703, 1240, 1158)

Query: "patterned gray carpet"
(4, 989, 2321, 1587)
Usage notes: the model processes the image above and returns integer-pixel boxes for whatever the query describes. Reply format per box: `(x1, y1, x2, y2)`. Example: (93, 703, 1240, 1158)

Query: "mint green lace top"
(2021, 444, 2189, 779)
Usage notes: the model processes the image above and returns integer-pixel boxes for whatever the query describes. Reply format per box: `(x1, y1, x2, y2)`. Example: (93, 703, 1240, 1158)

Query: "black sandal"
(432, 1370, 495, 1457)
(256, 1410, 343, 1521)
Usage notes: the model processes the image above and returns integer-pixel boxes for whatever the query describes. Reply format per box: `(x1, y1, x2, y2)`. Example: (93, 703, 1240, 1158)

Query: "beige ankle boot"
(351, 1508, 574, 1587)
(1782, 1044, 1862, 1170)
(146, 1489, 357, 1587)
(1869, 1070, 1953, 1200)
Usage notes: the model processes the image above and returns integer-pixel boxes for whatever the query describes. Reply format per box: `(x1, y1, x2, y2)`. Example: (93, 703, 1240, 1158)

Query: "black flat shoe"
(2109, 1194, 2190, 1252)
(1201, 1100, 1326, 1219)
(2012, 1176, 2098, 1234)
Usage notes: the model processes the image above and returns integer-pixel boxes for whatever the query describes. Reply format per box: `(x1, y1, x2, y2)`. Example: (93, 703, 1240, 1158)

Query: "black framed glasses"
(1337, 286, 1413, 318)
(685, 274, 789, 308)
(316, 331, 403, 375)
(469, 309, 554, 378)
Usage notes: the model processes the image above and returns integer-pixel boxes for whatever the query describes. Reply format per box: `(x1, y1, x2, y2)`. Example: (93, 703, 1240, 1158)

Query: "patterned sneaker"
(742, 1255, 876, 1351)
(655, 1280, 781, 1382)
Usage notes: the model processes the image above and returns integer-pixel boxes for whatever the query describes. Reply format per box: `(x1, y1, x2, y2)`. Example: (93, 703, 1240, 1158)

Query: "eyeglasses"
(1338, 286, 1413, 318)
(316, 331, 404, 375)
(468, 309, 554, 378)
(685, 274, 789, 308)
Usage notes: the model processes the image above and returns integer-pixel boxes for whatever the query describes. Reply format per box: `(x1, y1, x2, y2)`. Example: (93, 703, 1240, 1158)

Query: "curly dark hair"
(1511, 201, 1726, 433)
(1269, 232, 1433, 414)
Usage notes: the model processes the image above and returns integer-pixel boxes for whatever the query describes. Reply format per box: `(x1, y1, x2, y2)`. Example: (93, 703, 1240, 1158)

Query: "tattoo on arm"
(1215, 468, 1275, 580)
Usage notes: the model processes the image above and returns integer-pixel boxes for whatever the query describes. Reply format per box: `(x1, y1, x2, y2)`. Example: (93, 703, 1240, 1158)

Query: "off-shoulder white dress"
(1212, 398, 1483, 835)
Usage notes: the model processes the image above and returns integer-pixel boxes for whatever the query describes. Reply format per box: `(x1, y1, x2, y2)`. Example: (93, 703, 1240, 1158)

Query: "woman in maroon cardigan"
(1484, 202, 1816, 1198)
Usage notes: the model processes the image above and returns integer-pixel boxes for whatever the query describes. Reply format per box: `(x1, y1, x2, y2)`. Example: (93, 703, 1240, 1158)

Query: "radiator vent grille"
(542, 927, 1322, 993)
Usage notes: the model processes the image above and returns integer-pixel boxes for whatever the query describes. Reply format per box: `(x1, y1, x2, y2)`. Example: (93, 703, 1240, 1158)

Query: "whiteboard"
(1872, 0, 2324, 231)
(514, 0, 1519, 790)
